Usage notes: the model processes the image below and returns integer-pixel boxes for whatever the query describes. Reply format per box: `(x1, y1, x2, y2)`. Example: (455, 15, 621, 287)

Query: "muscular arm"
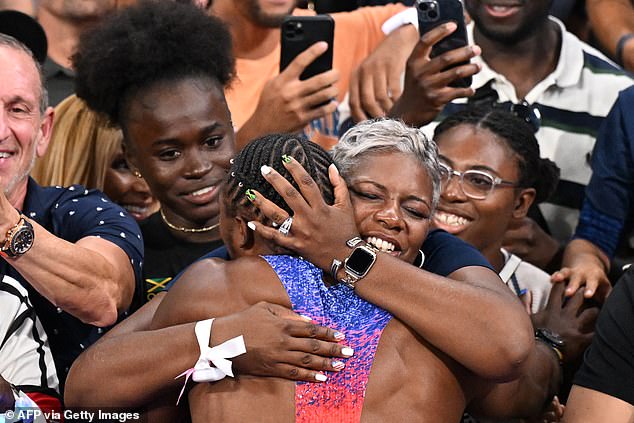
(11, 225, 135, 327)
(468, 342, 561, 419)
(65, 270, 351, 408)
(253, 160, 534, 382)
(63, 293, 192, 408)
(587, 0, 634, 71)
(352, 262, 533, 381)
(564, 385, 634, 423)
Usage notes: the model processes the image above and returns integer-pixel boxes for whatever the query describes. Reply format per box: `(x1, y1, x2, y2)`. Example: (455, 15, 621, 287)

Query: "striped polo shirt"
(0, 275, 59, 394)
(431, 18, 633, 243)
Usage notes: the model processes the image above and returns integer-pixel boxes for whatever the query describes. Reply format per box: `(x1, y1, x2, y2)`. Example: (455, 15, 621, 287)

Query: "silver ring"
(278, 217, 293, 236)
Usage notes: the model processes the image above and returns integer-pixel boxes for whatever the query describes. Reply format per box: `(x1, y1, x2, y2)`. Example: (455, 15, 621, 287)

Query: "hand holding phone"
(416, 0, 472, 88)
(280, 15, 334, 80)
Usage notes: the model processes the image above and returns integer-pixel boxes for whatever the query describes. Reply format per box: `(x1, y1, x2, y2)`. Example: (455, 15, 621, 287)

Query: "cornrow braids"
(434, 107, 560, 204)
(224, 133, 334, 221)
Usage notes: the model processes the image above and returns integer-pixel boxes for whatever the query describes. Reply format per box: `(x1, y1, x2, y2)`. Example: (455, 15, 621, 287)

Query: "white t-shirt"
(499, 248, 553, 314)
(0, 275, 58, 392)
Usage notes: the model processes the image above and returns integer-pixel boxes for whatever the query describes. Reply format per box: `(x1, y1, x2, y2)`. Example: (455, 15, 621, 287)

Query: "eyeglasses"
(439, 162, 518, 200)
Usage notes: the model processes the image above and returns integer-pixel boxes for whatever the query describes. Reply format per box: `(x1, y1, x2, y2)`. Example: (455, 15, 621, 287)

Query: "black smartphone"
(416, 0, 472, 88)
(280, 15, 334, 81)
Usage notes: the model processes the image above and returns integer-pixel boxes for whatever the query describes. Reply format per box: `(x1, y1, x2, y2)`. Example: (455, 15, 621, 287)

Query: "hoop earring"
(414, 249, 425, 269)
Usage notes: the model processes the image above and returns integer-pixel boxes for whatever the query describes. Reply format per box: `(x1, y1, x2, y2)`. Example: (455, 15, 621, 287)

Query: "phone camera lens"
(428, 10, 438, 19)
(419, 3, 429, 11)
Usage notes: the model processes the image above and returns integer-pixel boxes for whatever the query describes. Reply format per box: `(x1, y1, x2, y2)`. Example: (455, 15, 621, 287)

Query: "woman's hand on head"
(247, 157, 359, 271)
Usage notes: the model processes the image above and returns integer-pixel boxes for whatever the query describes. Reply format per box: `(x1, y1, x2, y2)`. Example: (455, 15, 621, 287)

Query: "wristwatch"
(342, 244, 377, 289)
(535, 327, 565, 365)
(1, 216, 35, 258)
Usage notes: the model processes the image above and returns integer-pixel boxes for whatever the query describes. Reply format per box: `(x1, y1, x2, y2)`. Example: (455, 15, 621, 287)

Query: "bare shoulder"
(150, 256, 291, 330)
(149, 257, 238, 330)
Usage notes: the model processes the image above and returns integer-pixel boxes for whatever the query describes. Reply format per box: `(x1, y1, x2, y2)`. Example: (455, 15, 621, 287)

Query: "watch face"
(11, 227, 34, 255)
(346, 246, 376, 277)
(538, 328, 565, 347)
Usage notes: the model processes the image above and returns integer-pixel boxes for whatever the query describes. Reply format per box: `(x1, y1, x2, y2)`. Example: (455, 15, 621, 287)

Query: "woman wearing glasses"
(432, 108, 560, 313)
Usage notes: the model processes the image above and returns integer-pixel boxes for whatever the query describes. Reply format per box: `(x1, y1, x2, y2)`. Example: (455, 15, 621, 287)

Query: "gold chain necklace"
(159, 209, 220, 233)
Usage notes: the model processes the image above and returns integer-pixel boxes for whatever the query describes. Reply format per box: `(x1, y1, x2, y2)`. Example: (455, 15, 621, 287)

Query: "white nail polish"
(315, 373, 328, 382)
(247, 221, 256, 231)
(261, 165, 272, 175)
(342, 347, 354, 357)
(300, 314, 313, 322)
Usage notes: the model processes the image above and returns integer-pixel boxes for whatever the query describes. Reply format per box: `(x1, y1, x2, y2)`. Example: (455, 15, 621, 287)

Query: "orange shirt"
(225, 5, 406, 136)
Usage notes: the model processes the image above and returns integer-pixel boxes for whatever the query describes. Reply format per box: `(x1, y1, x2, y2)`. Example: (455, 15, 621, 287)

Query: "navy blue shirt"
(0, 178, 144, 387)
(166, 229, 492, 290)
(575, 86, 634, 260)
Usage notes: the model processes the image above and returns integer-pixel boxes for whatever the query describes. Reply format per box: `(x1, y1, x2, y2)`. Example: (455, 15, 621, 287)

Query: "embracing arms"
(249, 158, 533, 381)
(65, 263, 350, 408)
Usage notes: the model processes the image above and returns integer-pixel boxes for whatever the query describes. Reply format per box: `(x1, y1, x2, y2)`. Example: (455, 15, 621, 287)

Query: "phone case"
(416, 0, 472, 88)
(280, 15, 334, 81)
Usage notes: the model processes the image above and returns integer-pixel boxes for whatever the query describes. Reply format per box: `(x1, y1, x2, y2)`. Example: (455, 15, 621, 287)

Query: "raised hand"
(348, 24, 418, 121)
(247, 158, 358, 272)
(388, 22, 481, 127)
(237, 42, 340, 148)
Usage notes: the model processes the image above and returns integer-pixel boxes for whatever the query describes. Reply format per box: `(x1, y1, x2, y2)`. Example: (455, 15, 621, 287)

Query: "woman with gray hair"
(247, 118, 563, 421)
(331, 117, 442, 212)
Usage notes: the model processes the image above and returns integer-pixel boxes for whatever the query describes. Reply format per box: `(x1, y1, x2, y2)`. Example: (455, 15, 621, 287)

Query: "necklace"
(159, 209, 220, 233)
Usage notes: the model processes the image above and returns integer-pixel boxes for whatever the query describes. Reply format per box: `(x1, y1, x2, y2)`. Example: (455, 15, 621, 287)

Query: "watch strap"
(535, 328, 564, 365)
(1, 215, 34, 258)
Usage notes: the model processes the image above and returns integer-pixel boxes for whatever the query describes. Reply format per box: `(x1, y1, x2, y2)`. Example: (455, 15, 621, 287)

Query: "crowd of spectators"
(0, 0, 633, 422)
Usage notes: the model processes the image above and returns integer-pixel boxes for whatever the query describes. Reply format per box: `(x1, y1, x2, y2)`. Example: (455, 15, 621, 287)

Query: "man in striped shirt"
(364, 0, 633, 272)
(0, 274, 60, 419)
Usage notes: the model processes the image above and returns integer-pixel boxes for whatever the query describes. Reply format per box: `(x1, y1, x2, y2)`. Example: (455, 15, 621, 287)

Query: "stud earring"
(133, 170, 142, 178)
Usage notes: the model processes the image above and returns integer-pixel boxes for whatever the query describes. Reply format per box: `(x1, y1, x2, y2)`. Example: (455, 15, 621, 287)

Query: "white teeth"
(365, 236, 395, 252)
(122, 205, 148, 214)
(0, 152, 10, 158)
(435, 212, 469, 226)
(190, 186, 214, 197)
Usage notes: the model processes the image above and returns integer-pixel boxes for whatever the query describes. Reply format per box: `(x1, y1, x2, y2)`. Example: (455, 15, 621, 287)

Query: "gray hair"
(0, 33, 49, 115)
(332, 118, 442, 211)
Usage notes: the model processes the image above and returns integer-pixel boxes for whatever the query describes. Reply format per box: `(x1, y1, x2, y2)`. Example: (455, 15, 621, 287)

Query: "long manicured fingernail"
(245, 189, 256, 202)
(247, 221, 256, 231)
(333, 331, 345, 341)
(261, 165, 272, 176)
(282, 155, 292, 164)
(332, 360, 345, 371)
(300, 314, 313, 322)
(342, 347, 354, 357)
(315, 373, 328, 382)
(585, 289, 594, 296)
(518, 288, 528, 296)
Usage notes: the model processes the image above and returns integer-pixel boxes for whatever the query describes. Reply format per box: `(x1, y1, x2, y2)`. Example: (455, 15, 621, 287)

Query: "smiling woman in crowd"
(72, 0, 236, 302)
(432, 108, 560, 313)
(32, 94, 159, 222)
